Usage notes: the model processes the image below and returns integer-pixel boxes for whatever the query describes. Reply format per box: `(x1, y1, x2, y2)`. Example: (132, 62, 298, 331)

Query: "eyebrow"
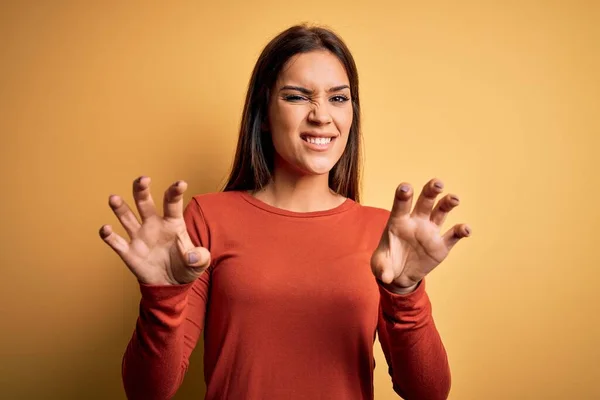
(279, 85, 350, 94)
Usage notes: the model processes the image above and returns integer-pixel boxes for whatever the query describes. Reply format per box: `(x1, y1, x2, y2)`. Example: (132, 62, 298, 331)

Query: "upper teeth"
(305, 136, 332, 144)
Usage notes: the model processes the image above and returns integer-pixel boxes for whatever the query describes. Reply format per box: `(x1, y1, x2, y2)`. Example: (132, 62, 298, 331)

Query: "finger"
(390, 183, 413, 220)
(99, 224, 130, 257)
(163, 180, 187, 219)
(412, 178, 444, 218)
(442, 224, 471, 251)
(175, 230, 211, 268)
(108, 194, 141, 238)
(430, 194, 460, 226)
(133, 176, 158, 221)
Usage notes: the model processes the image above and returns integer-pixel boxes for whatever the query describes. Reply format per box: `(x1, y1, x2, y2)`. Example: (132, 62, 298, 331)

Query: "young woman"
(100, 24, 471, 400)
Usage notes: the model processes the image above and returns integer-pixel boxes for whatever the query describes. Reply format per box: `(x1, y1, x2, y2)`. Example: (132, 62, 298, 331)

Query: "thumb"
(186, 247, 211, 269)
(176, 230, 210, 269)
(371, 252, 395, 284)
(379, 268, 395, 284)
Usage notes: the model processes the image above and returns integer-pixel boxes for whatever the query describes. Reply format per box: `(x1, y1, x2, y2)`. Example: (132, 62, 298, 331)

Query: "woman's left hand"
(371, 178, 471, 294)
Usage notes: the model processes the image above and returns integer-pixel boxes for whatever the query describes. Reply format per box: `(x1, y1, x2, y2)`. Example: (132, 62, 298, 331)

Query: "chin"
(278, 153, 340, 177)
(307, 168, 333, 176)
(301, 162, 336, 176)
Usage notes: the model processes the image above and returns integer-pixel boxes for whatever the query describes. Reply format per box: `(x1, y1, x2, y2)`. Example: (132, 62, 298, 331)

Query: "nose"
(307, 103, 332, 125)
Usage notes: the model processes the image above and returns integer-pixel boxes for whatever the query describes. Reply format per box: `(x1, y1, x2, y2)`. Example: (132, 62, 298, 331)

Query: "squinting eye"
(330, 95, 350, 103)
(284, 95, 307, 102)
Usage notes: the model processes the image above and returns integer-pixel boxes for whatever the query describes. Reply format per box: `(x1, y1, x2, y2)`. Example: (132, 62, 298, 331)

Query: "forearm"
(122, 283, 193, 400)
(378, 281, 451, 400)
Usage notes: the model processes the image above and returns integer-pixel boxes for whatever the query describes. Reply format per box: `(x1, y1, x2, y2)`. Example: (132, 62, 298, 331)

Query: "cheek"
(334, 106, 353, 136)
(269, 105, 305, 156)
(270, 102, 305, 133)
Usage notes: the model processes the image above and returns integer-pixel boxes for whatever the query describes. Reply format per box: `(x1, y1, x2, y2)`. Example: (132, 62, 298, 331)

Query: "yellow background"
(1, 1, 598, 399)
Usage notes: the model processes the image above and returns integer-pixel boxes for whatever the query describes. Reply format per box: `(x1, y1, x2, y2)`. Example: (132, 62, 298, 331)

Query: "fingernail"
(434, 182, 443, 189)
(188, 253, 198, 264)
(400, 185, 409, 193)
(465, 226, 471, 235)
(450, 195, 459, 202)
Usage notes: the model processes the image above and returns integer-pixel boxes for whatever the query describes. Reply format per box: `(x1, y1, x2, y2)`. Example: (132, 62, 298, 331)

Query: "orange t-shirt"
(122, 191, 451, 399)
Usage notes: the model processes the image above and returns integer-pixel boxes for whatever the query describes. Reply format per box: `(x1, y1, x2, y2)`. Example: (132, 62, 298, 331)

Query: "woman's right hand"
(99, 176, 211, 286)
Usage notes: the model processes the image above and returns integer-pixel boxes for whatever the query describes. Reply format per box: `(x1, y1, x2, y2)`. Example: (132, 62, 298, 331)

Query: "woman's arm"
(376, 280, 451, 400)
(371, 179, 470, 399)
(121, 198, 211, 400)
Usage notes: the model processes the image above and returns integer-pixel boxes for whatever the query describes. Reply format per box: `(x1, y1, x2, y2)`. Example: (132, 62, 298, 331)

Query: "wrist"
(380, 280, 420, 295)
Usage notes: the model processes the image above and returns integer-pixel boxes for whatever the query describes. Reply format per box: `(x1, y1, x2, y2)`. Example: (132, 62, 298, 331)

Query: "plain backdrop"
(0, 1, 598, 399)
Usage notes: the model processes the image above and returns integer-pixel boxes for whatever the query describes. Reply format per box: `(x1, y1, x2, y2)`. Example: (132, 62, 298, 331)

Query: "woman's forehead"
(277, 51, 350, 89)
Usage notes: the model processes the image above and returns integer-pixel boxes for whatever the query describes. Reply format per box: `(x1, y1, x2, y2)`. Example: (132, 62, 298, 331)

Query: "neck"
(251, 162, 345, 213)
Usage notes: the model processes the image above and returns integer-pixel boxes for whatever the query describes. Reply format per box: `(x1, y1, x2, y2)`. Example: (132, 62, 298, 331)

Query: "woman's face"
(267, 50, 353, 177)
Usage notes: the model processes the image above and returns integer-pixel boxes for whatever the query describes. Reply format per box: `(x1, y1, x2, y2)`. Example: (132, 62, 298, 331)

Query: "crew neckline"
(238, 190, 357, 218)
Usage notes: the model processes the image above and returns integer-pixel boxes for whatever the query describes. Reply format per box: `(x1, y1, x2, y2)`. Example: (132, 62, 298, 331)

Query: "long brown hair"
(223, 24, 362, 202)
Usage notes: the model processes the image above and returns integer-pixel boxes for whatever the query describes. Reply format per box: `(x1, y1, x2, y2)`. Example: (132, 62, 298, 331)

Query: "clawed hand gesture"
(99, 177, 210, 286)
(371, 179, 471, 294)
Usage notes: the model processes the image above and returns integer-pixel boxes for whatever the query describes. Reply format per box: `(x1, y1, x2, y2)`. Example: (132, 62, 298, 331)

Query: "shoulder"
(355, 203, 390, 221)
(349, 203, 390, 233)
(356, 203, 390, 218)
(190, 190, 242, 206)
(186, 191, 244, 215)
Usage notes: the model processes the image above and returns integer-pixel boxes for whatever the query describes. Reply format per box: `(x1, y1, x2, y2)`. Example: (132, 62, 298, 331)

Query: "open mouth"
(300, 134, 336, 145)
